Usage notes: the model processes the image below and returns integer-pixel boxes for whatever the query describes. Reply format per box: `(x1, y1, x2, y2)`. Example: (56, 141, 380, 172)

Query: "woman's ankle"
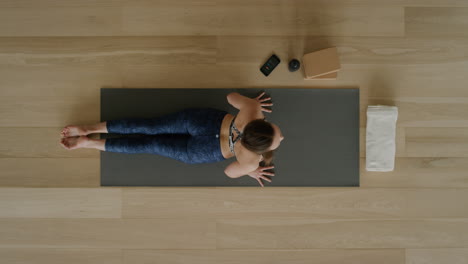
(85, 137, 106, 151)
(81, 125, 91, 136)
(84, 122, 107, 135)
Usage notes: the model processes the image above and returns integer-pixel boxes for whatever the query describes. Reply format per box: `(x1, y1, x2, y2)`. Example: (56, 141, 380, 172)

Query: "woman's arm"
(226, 92, 256, 110)
(224, 161, 275, 187)
(224, 160, 258, 178)
(227, 92, 273, 113)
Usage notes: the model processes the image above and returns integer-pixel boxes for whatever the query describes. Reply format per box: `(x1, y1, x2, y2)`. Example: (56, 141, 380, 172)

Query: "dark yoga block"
(101, 88, 360, 187)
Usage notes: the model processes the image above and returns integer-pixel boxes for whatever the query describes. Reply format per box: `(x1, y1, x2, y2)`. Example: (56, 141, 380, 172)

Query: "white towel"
(366, 105, 398, 172)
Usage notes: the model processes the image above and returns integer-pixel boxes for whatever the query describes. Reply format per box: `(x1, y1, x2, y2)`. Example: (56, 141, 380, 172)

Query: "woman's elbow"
(226, 92, 237, 104)
(224, 168, 234, 178)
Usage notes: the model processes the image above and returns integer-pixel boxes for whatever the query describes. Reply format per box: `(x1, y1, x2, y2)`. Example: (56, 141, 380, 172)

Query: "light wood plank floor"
(1, 1, 467, 263)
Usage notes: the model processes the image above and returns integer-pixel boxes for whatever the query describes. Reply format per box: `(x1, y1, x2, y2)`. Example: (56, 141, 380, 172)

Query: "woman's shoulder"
(235, 146, 262, 166)
(235, 109, 264, 129)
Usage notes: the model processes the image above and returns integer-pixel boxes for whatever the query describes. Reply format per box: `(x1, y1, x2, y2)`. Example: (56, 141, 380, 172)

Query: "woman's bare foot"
(60, 136, 89, 150)
(61, 122, 108, 138)
(61, 125, 88, 138)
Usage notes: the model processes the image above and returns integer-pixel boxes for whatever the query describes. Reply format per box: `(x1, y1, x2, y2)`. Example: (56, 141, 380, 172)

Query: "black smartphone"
(260, 54, 281, 76)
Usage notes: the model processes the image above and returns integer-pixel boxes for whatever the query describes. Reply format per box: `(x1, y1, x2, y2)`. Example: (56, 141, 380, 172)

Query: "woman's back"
(219, 112, 263, 163)
(219, 93, 268, 163)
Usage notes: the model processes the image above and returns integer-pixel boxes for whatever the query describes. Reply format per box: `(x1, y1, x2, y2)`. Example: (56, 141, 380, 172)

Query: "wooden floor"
(1, 0, 468, 263)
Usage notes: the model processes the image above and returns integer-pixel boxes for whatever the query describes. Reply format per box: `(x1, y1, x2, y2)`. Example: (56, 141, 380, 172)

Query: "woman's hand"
(248, 165, 275, 187)
(254, 92, 273, 113)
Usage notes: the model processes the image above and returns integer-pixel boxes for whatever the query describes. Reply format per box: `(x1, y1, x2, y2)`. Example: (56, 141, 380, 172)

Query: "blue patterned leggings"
(105, 108, 228, 164)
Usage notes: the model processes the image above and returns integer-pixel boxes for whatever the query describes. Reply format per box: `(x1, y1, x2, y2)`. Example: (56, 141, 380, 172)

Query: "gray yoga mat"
(101, 88, 360, 187)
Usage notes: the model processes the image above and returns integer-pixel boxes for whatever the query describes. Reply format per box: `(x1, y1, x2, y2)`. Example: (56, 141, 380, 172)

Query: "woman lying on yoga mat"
(60, 92, 284, 187)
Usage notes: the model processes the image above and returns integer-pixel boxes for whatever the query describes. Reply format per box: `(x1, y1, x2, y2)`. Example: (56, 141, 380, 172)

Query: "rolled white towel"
(366, 105, 398, 172)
